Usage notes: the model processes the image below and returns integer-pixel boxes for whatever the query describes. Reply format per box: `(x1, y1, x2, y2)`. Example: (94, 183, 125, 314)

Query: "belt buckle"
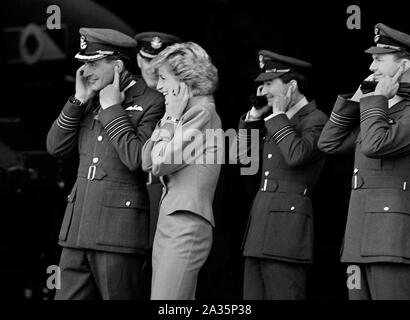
(87, 165, 96, 180)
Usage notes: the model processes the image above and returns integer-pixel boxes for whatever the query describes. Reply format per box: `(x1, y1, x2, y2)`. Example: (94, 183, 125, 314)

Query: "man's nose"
(369, 61, 377, 73)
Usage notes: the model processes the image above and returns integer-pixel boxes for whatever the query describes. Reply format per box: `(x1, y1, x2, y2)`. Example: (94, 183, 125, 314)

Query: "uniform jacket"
(318, 94, 410, 264)
(239, 100, 327, 263)
(47, 77, 165, 254)
(141, 96, 222, 226)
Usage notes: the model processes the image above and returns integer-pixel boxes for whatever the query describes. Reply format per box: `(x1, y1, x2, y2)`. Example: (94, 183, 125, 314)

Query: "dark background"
(0, 0, 407, 299)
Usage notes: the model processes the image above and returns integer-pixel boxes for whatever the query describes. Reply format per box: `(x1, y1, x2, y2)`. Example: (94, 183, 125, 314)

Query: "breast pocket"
(97, 188, 150, 249)
(126, 109, 144, 127)
(78, 116, 95, 155)
(262, 196, 313, 261)
(361, 190, 410, 259)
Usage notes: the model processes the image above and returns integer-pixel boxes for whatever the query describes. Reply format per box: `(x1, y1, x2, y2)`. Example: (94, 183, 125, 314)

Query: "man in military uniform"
(238, 50, 328, 299)
(47, 28, 165, 299)
(133, 31, 181, 247)
(134, 31, 182, 88)
(318, 23, 410, 300)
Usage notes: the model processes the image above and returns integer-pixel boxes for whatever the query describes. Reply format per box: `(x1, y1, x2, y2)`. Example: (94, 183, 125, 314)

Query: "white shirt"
(388, 95, 403, 108)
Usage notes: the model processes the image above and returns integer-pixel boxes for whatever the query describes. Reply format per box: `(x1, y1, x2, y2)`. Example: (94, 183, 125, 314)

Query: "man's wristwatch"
(69, 95, 85, 106)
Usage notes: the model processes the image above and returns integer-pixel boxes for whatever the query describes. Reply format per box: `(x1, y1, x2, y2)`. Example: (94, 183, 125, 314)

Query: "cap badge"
(151, 36, 162, 49)
(374, 35, 380, 43)
(259, 54, 265, 69)
(374, 27, 380, 43)
(80, 35, 87, 50)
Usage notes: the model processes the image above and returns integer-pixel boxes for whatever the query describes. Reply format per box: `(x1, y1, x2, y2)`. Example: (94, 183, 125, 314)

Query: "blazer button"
(97, 136, 103, 142)
(384, 206, 389, 211)
(264, 171, 269, 176)
(290, 206, 296, 211)
(353, 168, 359, 174)
(125, 201, 131, 207)
(268, 154, 272, 159)
(92, 157, 99, 164)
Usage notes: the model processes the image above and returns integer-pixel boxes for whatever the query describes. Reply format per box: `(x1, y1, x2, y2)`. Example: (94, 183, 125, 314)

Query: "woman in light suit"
(141, 42, 222, 300)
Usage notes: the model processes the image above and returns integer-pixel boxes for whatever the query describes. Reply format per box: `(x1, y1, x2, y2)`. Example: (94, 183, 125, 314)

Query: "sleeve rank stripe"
(360, 107, 388, 117)
(60, 111, 81, 121)
(272, 125, 292, 140)
(273, 126, 294, 144)
(330, 114, 353, 126)
(360, 114, 389, 123)
(108, 124, 133, 141)
(56, 111, 82, 130)
(105, 119, 128, 133)
(105, 115, 128, 131)
(360, 110, 387, 119)
(57, 119, 79, 130)
(57, 116, 80, 127)
(56, 121, 78, 131)
(331, 111, 357, 121)
(275, 129, 294, 144)
(360, 110, 388, 122)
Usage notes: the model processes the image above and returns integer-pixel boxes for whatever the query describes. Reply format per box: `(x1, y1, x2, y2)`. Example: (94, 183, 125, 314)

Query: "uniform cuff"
(329, 95, 360, 127)
(359, 95, 389, 123)
(56, 98, 85, 131)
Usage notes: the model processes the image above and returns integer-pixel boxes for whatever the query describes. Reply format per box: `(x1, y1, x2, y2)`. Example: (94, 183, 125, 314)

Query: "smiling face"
(82, 58, 116, 92)
(260, 77, 289, 106)
(369, 53, 403, 81)
(156, 63, 181, 97)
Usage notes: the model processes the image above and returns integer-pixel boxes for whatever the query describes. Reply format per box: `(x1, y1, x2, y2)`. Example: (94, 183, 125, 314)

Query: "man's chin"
(90, 83, 102, 92)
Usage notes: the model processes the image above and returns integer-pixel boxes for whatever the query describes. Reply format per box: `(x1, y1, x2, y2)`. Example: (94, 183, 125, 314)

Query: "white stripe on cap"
(139, 50, 156, 59)
(265, 68, 291, 73)
(75, 50, 115, 61)
(376, 43, 402, 50)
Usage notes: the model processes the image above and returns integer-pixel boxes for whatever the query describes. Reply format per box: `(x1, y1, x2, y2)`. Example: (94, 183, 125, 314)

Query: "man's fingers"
(113, 65, 121, 88)
(76, 65, 85, 77)
(286, 85, 293, 99)
(257, 85, 263, 96)
(392, 64, 404, 83)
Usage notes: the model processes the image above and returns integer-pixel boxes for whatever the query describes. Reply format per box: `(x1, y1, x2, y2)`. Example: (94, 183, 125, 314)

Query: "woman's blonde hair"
(149, 42, 218, 96)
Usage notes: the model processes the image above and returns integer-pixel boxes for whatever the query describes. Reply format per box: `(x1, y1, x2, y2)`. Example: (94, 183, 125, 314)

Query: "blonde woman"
(141, 42, 222, 299)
